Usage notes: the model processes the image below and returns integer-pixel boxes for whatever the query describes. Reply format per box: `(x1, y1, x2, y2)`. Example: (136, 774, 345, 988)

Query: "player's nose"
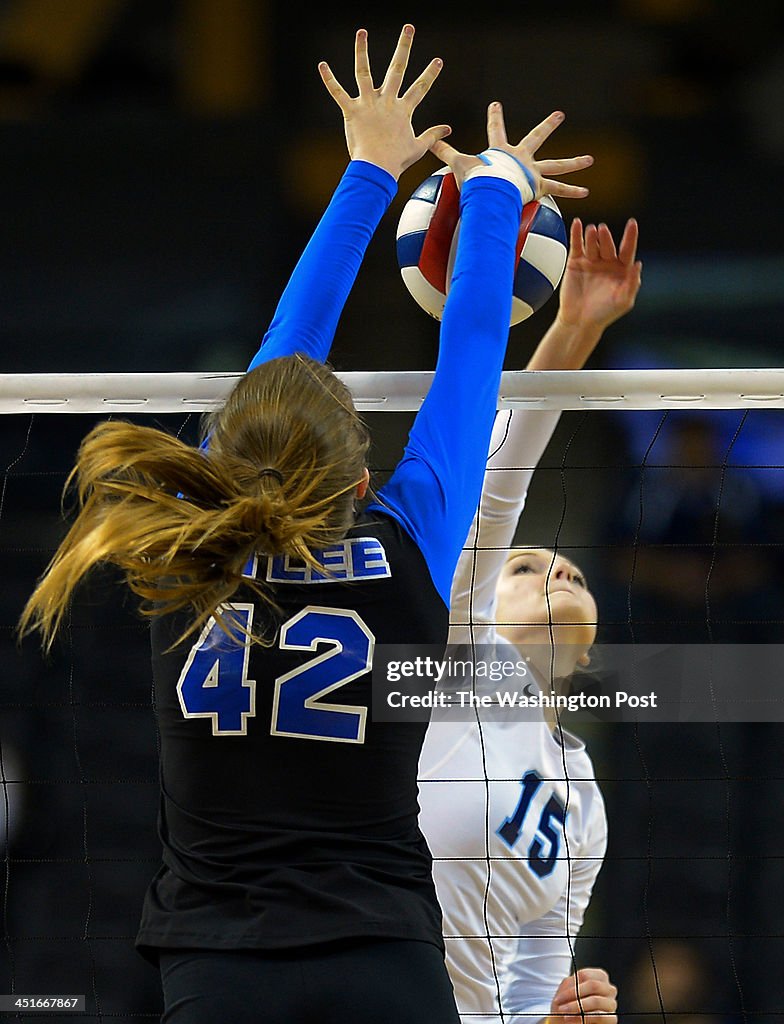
(553, 565, 573, 581)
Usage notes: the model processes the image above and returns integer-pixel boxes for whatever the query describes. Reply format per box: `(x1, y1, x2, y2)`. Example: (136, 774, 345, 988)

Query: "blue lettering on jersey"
(242, 553, 259, 579)
(350, 537, 390, 578)
(497, 769, 567, 879)
(239, 538, 391, 584)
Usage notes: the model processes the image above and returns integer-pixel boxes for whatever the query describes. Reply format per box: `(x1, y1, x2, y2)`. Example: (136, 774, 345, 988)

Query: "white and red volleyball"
(395, 167, 568, 326)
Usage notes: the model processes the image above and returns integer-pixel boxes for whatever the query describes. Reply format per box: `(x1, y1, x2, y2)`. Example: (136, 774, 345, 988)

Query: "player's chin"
(546, 590, 591, 614)
(544, 612, 595, 638)
(545, 598, 595, 631)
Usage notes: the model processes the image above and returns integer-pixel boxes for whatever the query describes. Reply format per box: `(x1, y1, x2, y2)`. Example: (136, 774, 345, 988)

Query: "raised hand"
(318, 24, 451, 181)
(557, 217, 642, 332)
(550, 967, 618, 1024)
(430, 102, 593, 202)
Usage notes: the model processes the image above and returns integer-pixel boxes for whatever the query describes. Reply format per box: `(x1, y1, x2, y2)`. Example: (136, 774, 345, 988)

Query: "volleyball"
(396, 167, 568, 325)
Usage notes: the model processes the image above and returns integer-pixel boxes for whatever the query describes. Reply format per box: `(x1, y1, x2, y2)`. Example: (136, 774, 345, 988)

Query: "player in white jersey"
(419, 216, 642, 1024)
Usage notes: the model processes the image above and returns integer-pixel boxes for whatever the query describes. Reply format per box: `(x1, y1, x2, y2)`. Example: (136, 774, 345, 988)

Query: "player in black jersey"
(19, 24, 593, 1024)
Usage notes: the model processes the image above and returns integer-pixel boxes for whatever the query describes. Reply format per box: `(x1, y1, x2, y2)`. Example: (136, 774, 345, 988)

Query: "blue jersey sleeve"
(368, 177, 522, 605)
(247, 160, 397, 371)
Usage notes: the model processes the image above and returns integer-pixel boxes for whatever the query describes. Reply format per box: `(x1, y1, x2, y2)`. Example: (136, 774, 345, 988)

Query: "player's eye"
(513, 562, 534, 575)
(573, 573, 586, 588)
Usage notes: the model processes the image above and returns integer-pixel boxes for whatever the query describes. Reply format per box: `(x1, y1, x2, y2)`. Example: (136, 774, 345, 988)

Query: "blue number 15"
(177, 604, 374, 743)
(497, 769, 567, 878)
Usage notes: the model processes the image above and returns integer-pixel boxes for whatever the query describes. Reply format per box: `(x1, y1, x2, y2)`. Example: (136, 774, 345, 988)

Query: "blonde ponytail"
(18, 355, 370, 650)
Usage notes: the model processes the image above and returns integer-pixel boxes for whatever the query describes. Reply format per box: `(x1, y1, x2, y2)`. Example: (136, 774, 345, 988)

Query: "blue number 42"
(177, 604, 374, 742)
(497, 769, 567, 878)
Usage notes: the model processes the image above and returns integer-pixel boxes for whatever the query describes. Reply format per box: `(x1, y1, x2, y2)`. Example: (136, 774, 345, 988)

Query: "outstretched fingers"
(618, 217, 639, 265)
(416, 123, 452, 151)
(318, 60, 352, 110)
(486, 101, 508, 148)
(584, 223, 601, 261)
(402, 56, 444, 107)
(536, 154, 593, 177)
(569, 217, 585, 259)
(535, 153, 592, 200)
(520, 110, 565, 154)
(381, 23, 414, 95)
(597, 223, 618, 261)
(429, 138, 460, 165)
(540, 178, 590, 200)
(354, 28, 374, 95)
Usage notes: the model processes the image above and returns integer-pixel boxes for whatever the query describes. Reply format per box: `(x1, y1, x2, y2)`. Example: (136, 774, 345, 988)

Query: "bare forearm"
(525, 313, 604, 372)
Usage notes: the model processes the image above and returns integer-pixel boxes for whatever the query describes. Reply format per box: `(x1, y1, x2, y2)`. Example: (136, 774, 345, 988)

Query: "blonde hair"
(18, 355, 370, 650)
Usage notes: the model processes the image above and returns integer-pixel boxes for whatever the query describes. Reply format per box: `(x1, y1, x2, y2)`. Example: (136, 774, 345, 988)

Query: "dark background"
(1, 1, 784, 1021)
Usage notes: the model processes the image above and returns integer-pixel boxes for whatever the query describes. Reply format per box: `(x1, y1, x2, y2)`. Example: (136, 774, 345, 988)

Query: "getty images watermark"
(370, 645, 784, 723)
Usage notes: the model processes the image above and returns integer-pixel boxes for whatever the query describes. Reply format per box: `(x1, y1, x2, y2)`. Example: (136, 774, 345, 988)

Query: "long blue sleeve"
(369, 177, 522, 604)
(247, 160, 397, 371)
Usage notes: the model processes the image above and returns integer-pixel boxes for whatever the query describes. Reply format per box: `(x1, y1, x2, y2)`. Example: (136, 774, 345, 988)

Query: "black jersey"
(136, 511, 449, 960)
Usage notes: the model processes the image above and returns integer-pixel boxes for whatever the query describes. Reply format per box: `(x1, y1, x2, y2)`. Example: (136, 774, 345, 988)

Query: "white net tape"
(0, 368, 783, 413)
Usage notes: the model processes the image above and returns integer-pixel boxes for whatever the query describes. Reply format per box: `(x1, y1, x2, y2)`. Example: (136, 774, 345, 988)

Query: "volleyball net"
(2, 369, 784, 1021)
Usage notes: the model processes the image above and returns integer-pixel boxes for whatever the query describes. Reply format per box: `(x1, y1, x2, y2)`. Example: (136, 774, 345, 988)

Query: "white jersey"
(418, 409, 608, 1024)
